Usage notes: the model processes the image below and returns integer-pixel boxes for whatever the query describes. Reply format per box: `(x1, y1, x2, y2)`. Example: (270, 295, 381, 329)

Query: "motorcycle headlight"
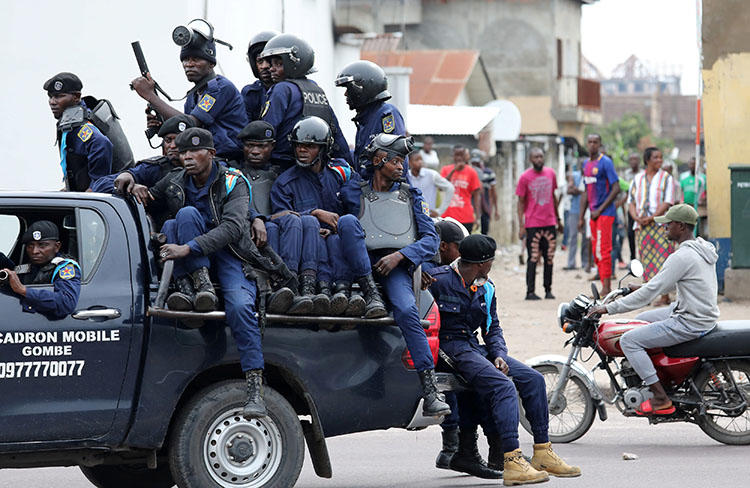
(557, 302, 569, 329)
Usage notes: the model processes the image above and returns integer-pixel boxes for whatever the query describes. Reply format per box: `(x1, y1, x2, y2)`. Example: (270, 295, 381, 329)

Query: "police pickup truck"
(0, 191, 456, 488)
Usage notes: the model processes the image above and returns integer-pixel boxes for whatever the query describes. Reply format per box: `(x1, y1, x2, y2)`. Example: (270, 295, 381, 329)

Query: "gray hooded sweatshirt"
(606, 237, 719, 332)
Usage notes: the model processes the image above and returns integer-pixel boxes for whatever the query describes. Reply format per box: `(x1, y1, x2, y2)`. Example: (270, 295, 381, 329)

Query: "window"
(78, 208, 107, 280)
(0, 215, 20, 256)
(634, 82, 644, 93)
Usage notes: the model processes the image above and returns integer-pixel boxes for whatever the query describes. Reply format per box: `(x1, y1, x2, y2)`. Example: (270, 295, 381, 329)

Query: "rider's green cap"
(654, 204, 699, 225)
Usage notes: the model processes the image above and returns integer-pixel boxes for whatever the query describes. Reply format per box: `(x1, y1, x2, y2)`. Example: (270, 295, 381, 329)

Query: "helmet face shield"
(259, 34, 314, 79)
(335, 60, 391, 110)
(289, 116, 332, 168)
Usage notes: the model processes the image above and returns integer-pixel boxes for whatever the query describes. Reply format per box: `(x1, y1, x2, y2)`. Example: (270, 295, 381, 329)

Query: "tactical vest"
(288, 78, 334, 126)
(62, 146, 92, 192)
(19, 255, 79, 286)
(243, 167, 278, 216)
(358, 181, 417, 251)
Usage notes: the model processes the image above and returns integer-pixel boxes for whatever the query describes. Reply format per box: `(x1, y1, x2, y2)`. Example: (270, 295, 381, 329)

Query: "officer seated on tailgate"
(336, 133, 450, 418)
(0, 221, 81, 319)
(429, 235, 581, 486)
(44, 72, 113, 192)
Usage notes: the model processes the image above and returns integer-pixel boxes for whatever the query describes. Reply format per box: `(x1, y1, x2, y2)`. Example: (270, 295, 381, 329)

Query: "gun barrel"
(131, 41, 150, 76)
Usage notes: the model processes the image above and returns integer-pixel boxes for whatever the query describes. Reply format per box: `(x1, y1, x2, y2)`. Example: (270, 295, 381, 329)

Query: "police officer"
(337, 133, 450, 418)
(259, 34, 352, 169)
(131, 21, 247, 161)
(0, 221, 81, 319)
(146, 127, 268, 419)
(90, 114, 195, 197)
(335, 60, 407, 176)
(236, 120, 322, 315)
(430, 235, 581, 485)
(242, 30, 279, 122)
(270, 116, 375, 317)
(44, 72, 113, 192)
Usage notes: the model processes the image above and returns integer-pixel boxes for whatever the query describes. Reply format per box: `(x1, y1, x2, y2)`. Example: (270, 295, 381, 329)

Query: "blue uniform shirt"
(429, 265, 507, 360)
(270, 159, 355, 218)
(352, 102, 407, 175)
(241, 80, 267, 122)
(61, 110, 113, 190)
(21, 256, 82, 319)
(262, 80, 352, 168)
(185, 74, 248, 160)
(184, 162, 219, 233)
(90, 156, 175, 193)
(339, 179, 438, 267)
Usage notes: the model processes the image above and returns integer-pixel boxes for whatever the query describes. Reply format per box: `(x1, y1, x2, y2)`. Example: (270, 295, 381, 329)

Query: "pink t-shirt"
(515, 167, 558, 228)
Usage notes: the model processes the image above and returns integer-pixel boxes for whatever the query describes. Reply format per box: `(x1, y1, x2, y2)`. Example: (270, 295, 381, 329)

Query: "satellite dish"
(484, 100, 522, 142)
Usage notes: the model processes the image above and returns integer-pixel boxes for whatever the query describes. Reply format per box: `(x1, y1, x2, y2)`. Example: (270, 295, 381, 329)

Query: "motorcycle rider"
(590, 204, 719, 415)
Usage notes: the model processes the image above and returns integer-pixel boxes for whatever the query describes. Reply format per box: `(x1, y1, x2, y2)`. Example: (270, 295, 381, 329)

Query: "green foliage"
(584, 113, 674, 168)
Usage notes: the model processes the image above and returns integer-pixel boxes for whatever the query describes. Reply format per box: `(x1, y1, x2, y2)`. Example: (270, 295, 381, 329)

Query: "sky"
(581, 0, 701, 95)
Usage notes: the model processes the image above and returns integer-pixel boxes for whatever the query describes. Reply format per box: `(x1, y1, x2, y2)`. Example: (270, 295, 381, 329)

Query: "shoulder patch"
(421, 200, 430, 215)
(382, 113, 395, 133)
(58, 264, 76, 280)
(77, 123, 93, 142)
(198, 94, 216, 112)
(260, 100, 270, 118)
(328, 163, 351, 183)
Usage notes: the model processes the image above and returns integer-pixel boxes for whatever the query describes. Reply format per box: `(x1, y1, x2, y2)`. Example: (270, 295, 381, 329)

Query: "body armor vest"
(358, 181, 417, 251)
(243, 167, 278, 216)
(19, 255, 77, 285)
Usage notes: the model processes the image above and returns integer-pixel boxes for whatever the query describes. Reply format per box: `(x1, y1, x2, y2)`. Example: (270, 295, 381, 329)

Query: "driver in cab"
(590, 204, 719, 415)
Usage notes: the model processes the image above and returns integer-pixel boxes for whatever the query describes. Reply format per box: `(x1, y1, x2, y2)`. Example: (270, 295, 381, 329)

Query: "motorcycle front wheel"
(695, 359, 750, 445)
(520, 365, 596, 443)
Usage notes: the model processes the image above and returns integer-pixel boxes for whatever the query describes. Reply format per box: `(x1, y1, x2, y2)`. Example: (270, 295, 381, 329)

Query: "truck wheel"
(79, 463, 175, 488)
(168, 380, 304, 488)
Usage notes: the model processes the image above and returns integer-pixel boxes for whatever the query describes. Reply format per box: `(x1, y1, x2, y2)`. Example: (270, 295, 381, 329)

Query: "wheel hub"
(549, 395, 568, 415)
(227, 434, 254, 463)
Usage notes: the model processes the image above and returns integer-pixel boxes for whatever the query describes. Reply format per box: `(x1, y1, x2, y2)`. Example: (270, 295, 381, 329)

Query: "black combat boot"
(435, 427, 459, 469)
(417, 369, 451, 417)
(191, 267, 218, 312)
(328, 281, 348, 316)
(316, 281, 333, 315)
(355, 274, 387, 319)
(166, 275, 194, 311)
(450, 427, 503, 479)
(300, 272, 329, 315)
(266, 287, 294, 314)
(243, 369, 268, 419)
(334, 281, 366, 317)
(486, 433, 504, 472)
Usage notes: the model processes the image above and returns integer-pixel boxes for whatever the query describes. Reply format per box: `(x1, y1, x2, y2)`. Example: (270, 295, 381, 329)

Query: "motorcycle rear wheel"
(695, 360, 750, 445)
(520, 365, 596, 443)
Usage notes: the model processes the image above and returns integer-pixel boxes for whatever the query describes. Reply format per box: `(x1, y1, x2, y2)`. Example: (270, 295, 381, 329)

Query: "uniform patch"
(77, 124, 93, 142)
(53, 80, 63, 91)
(58, 264, 76, 280)
(32, 231, 42, 241)
(382, 113, 395, 133)
(178, 121, 187, 132)
(261, 101, 270, 118)
(198, 94, 216, 112)
(421, 201, 430, 215)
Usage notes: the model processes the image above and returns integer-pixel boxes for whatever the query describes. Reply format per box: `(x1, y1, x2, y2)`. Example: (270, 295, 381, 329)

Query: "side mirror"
(590, 283, 600, 301)
(628, 260, 644, 278)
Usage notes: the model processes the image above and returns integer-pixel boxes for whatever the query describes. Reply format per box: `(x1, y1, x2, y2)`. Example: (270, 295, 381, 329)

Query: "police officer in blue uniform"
(131, 21, 247, 161)
(337, 133, 450, 418)
(91, 114, 195, 196)
(44, 72, 113, 192)
(242, 30, 278, 122)
(0, 221, 81, 319)
(335, 60, 407, 176)
(430, 235, 581, 484)
(259, 34, 352, 170)
(270, 116, 367, 316)
(146, 127, 268, 419)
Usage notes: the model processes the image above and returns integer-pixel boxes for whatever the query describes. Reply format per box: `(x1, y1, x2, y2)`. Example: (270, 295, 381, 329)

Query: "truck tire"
(168, 380, 305, 488)
(79, 463, 175, 488)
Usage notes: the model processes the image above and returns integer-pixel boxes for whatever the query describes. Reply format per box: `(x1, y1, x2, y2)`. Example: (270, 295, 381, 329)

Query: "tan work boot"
(531, 442, 581, 477)
(503, 449, 549, 486)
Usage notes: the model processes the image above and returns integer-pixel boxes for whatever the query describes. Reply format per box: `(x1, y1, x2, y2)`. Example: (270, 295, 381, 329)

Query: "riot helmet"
(360, 133, 414, 171)
(289, 116, 332, 168)
(260, 33, 315, 79)
(247, 30, 280, 78)
(335, 60, 391, 110)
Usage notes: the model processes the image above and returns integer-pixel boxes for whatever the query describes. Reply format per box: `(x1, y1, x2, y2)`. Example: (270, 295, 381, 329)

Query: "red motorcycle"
(521, 261, 750, 444)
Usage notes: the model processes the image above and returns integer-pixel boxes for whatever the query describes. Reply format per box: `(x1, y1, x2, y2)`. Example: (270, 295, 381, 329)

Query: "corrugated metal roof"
(407, 104, 501, 136)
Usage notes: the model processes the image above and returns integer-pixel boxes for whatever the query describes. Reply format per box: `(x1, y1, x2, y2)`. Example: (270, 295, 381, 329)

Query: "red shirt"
(515, 167, 558, 228)
(440, 164, 481, 223)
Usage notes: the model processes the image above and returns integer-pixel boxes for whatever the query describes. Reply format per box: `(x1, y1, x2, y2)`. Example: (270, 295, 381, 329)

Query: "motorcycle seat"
(664, 320, 750, 358)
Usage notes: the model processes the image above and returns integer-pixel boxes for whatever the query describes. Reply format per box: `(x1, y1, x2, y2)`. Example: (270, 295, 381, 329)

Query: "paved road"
(1, 410, 747, 488)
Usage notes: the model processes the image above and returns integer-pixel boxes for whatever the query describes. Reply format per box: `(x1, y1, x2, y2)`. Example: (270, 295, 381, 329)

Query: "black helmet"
(360, 133, 414, 170)
(260, 33, 315, 79)
(247, 30, 280, 78)
(335, 60, 391, 110)
(289, 116, 332, 167)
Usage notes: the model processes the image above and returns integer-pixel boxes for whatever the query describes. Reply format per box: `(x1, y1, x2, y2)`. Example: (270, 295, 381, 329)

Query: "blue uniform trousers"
(441, 337, 548, 452)
(441, 391, 499, 434)
(329, 214, 372, 281)
(265, 213, 319, 274)
(162, 207, 263, 372)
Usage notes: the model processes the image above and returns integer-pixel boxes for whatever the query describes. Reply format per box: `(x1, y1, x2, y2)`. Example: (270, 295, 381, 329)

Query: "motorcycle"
(521, 260, 750, 445)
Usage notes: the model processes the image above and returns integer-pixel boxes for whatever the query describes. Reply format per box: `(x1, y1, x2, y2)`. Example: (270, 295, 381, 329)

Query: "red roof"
(361, 50, 479, 106)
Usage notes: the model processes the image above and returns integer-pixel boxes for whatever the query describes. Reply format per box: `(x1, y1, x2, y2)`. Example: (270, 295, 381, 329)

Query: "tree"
(585, 113, 674, 168)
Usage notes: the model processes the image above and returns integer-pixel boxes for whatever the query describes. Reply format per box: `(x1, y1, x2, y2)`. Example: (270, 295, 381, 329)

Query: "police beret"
(459, 234, 496, 263)
(238, 121, 275, 142)
(22, 220, 60, 244)
(175, 127, 214, 152)
(435, 220, 466, 244)
(158, 114, 196, 137)
(43, 72, 82, 95)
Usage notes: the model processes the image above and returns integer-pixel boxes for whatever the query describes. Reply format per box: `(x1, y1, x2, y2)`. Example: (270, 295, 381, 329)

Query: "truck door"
(0, 199, 135, 443)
